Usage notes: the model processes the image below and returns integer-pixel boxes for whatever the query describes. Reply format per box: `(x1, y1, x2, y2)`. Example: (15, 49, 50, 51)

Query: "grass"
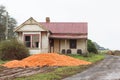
(13, 52, 105, 80)
(68, 52, 105, 63)
(14, 66, 88, 80)
(0, 60, 9, 64)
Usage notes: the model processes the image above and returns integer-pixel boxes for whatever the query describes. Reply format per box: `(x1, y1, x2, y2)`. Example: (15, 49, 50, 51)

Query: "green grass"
(0, 60, 9, 64)
(14, 53, 105, 80)
(68, 52, 105, 63)
(14, 66, 88, 80)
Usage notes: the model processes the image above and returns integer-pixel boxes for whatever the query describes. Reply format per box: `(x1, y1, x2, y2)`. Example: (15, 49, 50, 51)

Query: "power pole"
(5, 12, 8, 40)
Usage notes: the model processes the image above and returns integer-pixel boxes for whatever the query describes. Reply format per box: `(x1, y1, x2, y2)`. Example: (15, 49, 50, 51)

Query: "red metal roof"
(40, 22, 87, 34)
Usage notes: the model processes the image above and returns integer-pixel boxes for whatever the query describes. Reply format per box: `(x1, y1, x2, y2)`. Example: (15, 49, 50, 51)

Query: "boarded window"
(70, 39, 76, 49)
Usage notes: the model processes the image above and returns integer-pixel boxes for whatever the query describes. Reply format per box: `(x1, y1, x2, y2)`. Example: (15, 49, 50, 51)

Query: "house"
(14, 17, 88, 54)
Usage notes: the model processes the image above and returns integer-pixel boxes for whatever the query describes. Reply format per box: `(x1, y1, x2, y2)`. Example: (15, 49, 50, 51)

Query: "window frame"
(24, 34, 39, 48)
(69, 39, 77, 49)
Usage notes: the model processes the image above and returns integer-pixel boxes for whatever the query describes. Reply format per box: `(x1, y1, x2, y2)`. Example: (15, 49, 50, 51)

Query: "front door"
(54, 39, 60, 53)
(50, 39, 60, 53)
(50, 39, 54, 52)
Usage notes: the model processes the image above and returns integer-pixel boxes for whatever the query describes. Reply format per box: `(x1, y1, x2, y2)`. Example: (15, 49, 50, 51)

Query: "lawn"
(13, 52, 105, 80)
(14, 66, 89, 80)
(68, 52, 105, 63)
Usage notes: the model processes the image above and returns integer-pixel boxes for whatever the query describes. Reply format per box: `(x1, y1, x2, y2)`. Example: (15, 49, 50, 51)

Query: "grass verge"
(68, 52, 105, 63)
(14, 66, 89, 80)
(14, 53, 105, 80)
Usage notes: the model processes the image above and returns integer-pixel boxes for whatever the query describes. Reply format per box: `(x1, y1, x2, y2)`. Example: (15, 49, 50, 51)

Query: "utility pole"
(5, 12, 8, 40)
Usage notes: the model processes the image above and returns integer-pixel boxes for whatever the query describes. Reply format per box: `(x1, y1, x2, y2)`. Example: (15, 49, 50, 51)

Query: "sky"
(0, 0, 120, 50)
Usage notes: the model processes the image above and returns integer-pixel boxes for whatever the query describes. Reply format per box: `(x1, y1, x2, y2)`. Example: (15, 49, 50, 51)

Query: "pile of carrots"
(3, 53, 91, 68)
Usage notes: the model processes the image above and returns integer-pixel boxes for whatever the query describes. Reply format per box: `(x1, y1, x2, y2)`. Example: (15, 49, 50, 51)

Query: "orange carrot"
(3, 53, 91, 68)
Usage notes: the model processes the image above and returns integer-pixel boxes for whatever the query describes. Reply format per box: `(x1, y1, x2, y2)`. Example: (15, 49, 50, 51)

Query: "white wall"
(18, 25, 45, 31)
(77, 39, 87, 53)
(41, 32, 49, 53)
(60, 39, 87, 54)
(17, 31, 49, 54)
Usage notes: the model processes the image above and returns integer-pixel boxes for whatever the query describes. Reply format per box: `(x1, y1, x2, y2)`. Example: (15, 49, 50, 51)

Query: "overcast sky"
(1, 0, 120, 50)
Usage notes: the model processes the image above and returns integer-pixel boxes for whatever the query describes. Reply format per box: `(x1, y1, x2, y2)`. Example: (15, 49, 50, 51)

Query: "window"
(32, 35, 39, 48)
(25, 36, 31, 47)
(24, 34, 39, 48)
(70, 39, 76, 49)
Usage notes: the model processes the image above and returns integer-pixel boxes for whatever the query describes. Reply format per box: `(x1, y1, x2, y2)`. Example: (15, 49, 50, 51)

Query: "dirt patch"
(0, 66, 58, 80)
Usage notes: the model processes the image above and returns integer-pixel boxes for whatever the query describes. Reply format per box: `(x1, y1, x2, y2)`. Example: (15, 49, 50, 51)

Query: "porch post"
(65, 39, 67, 53)
(47, 32, 50, 53)
(39, 32, 41, 50)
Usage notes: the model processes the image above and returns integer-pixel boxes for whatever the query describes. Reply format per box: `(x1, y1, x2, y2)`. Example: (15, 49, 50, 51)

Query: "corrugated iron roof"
(40, 22, 87, 34)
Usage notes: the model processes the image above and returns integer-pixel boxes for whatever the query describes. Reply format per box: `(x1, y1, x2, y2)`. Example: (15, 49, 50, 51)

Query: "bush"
(0, 39, 30, 60)
(87, 39, 98, 54)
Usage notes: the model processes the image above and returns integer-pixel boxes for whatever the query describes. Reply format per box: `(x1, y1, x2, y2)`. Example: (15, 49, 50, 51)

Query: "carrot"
(3, 53, 91, 68)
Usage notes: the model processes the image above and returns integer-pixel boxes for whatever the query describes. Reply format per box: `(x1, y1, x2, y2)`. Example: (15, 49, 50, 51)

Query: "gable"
(18, 24, 45, 31)
(14, 17, 48, 32)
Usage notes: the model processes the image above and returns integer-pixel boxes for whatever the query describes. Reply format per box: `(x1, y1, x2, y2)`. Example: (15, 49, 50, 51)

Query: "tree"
(8, 17, 17, 38)
(0, 5, 6, 27)
(0, 24, 5, 40)
(87, 39, 98, 54)
(0, 5, 17, 41)
(93, 42, 108, 50)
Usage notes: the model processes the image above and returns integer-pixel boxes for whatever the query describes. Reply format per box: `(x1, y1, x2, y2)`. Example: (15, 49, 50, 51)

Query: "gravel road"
(63, 55, 120, 80)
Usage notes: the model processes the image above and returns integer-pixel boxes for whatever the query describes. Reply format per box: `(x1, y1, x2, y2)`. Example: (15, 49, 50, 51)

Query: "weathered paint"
(15, 17, 88, 54)
(18, 25, 45, 32)
(54, 39, 60, 53)
(59, 39, 87, 54)
(17, 31, 49, 54)
(77, 39, 87, 53)
(41, 32, 49, 52)
(17, 32, 23, 43)
(41, 22, 87, 34)
(29, 49, 41, 54)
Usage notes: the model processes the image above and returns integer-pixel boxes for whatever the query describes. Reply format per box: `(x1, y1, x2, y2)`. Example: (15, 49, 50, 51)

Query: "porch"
(49, 38, 87, 54)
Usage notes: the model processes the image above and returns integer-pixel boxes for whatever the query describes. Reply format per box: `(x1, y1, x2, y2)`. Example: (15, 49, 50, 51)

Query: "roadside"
(63, 55, 120, 80)
(0, 53, 105, 80)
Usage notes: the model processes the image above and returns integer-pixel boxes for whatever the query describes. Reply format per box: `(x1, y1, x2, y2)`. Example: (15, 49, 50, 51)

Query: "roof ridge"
(40, 22, 87, 23)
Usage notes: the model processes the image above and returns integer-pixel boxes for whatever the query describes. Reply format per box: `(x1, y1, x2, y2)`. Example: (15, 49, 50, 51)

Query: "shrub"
(87, 39, 98, 54)
(0, 39, 30, 60)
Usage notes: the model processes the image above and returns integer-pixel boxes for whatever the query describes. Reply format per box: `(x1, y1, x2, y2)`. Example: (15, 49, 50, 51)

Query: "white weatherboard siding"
(23, 32, 40, 34)
(18, 25, 45, 31)
(77, 39, 87, 53)
(41, 32, 49, 52)
(29, 49, 41, 54)
(17, 32, 23, 43)
(15, 18, 87, 54)
(60, 39, 87, 54)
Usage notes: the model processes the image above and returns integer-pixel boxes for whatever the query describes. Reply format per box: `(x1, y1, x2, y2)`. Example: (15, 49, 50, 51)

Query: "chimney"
(46, 17, 50, 23)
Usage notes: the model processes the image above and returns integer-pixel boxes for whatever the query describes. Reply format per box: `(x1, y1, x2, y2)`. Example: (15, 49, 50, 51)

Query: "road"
(63, 55, 120, 80)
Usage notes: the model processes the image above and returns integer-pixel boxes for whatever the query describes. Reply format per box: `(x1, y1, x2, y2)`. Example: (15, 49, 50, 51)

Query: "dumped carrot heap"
(3, 53, 91, 68)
